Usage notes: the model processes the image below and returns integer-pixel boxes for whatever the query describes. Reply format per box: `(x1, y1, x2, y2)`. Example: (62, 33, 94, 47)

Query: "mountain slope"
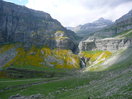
(0, 0, 79, 51)
(88, 10, 132, 39)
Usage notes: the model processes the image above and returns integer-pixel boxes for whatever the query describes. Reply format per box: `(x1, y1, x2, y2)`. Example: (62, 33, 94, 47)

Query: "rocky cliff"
(0, 0, 79, 51)
(79, 38, 132, 51)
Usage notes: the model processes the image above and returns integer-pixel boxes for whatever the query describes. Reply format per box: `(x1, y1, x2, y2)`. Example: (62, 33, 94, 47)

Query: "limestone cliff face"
(79, 38, 132, 51)
(0, 0, 79, 51)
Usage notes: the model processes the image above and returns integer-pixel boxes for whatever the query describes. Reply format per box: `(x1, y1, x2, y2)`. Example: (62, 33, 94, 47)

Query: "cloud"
(26, 0, 132, 27)
(81, 0, 132, 8)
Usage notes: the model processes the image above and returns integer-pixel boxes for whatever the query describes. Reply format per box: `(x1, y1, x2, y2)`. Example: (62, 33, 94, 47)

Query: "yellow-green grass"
(114, 29, 132, 38)
(0, 44, 80, 69)
(0, 44, 15, 54)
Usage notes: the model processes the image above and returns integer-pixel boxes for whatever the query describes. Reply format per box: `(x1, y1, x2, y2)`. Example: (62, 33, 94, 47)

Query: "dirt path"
(0, 78, 44, 83)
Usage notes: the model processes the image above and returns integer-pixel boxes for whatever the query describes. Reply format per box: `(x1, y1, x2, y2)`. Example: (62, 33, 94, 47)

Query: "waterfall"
(80, 57, 86, 68)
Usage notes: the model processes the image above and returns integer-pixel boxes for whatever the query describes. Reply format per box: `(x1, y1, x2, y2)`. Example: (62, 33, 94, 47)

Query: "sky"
(3, 0, 132, 27)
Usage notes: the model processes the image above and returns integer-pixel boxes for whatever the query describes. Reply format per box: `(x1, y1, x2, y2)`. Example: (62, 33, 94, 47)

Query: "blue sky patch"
(4, 0, 28, 5)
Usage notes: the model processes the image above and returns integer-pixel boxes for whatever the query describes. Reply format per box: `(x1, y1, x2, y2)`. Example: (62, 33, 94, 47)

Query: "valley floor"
(0, 48, 132, 99)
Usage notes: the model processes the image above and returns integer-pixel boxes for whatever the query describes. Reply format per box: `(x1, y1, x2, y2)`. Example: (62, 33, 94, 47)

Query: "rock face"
(0, 0, 79, 51)
(79, 38, 132, 51)
(54, 31, 77, 51)
(67, 18, 113, 37)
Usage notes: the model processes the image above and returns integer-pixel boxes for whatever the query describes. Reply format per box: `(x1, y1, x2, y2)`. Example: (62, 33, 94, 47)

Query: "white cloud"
(26, 0, 132, 27)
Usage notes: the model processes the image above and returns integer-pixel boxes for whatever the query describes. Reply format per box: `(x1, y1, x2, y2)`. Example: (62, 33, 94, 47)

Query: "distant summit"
(81, 17, 113, 29)
(93, 17, 113, 25)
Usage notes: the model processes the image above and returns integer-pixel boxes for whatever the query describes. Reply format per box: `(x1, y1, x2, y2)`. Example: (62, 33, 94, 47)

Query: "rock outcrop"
(79, 38, 132, 51)
(54, 31, 77, 51)
(0, 0, 79, 52)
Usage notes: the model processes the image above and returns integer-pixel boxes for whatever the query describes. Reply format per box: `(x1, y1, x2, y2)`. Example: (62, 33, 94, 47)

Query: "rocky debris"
(79, 38, 132, 51)
(0, 0, 79, 52)
(8, 84, 87, 99)
(9, 94, 44, 99)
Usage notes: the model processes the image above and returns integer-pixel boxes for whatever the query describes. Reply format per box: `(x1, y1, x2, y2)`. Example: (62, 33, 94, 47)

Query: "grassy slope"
(114, 29, 132, 38)
(0, 47, 132, 99)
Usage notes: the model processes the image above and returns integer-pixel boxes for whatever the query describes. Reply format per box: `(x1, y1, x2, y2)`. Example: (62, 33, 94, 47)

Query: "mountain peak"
(93, 18, 113, 25)
(98, 17, 105, 21)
